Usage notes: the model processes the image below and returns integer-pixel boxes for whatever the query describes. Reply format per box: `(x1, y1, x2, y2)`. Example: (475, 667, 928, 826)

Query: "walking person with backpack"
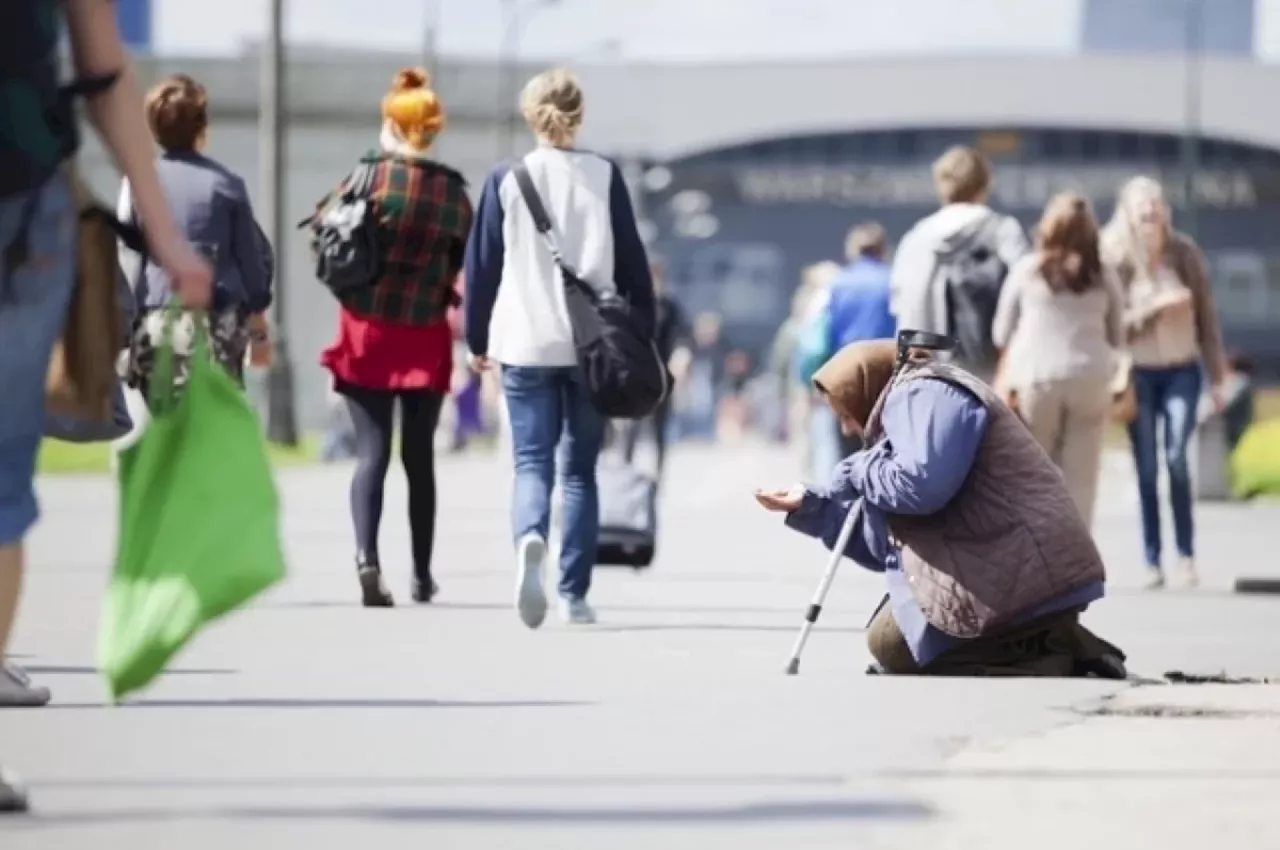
(0, 0, 212, 813)
(819, 222, 897, 456)
(314, 68, 474, 607)
(464, 68, 656, 628)
(890, 145, 1030, 381)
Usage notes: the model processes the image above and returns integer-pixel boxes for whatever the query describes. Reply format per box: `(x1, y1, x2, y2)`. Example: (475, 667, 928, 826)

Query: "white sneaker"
(0, 766, 28, 813)
(0, 664, 50, 708)
(1178, 557, 1200, 589)
(559, 597, 597, 626)
(515, 534, 548, 630)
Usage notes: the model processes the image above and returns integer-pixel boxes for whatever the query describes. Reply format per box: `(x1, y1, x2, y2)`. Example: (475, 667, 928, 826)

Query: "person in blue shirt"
(827, 222, 897, 350)
(821, 222, 896, 456)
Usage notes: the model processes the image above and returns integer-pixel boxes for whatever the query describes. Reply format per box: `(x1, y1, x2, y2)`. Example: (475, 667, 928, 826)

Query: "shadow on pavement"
(591, 623, 864, 635)
(263, 599, 826, 617)
(31, 773, 851, 790)
(39, 698, 590, 710)
(17, 665, 235, 676)
(6, 799, 933, 827)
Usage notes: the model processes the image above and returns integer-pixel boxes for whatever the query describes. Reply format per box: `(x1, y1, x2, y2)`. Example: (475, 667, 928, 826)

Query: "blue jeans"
(0, 173, 75, 546)
(502, 365, 606, 600)
(1128, 363, 1203, 569)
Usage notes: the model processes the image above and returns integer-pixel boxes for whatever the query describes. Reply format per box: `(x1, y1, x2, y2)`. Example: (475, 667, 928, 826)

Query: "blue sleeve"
(608, 163, 656, 336)
(784, 490, 883, 572)
(845, 379, 989, 516)
(228, 176, 272, 313)
(463, 164, 508, 357)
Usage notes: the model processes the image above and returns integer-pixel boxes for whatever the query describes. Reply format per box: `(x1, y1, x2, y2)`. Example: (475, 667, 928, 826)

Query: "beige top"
(1109, 232, 1227, 384)
(991, 254, 1124, 387)
(1123, 265, 1201, 369)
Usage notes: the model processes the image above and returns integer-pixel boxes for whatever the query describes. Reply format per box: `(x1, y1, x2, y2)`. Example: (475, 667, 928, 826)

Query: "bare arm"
(64, 0, 209, 305)
(65, 1, 178, 248)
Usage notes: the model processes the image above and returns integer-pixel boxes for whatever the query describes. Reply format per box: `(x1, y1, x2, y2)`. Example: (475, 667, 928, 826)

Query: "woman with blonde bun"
(315, 67, 474, 608)
(464, 68, 655, 629)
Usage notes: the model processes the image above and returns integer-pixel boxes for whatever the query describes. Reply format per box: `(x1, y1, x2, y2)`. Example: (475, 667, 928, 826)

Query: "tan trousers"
(1015, 375, 1110, 527)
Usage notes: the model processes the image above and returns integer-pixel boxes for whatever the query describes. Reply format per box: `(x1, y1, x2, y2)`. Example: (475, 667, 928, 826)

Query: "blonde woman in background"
(464, 68, 655, 628)
(1102, 176, 1228, 589)
(992, 192, 1123, 528)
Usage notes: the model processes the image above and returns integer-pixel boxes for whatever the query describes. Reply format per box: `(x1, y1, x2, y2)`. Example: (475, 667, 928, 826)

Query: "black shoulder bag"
(512, 163, 670, 420)
(299, 159, 381, 298)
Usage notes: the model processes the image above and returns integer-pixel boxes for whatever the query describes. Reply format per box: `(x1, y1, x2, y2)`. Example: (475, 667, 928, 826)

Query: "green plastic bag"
(98, 310, 286, 701)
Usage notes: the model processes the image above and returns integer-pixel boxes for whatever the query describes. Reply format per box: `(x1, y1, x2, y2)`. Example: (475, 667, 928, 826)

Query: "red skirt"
(320, 307, 453, 393)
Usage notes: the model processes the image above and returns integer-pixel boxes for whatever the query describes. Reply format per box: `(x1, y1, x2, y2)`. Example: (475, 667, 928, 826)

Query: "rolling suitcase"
(596, 456, 658, 569)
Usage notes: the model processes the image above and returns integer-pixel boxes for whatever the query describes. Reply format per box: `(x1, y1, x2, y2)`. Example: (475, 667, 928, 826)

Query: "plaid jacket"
(340, 153, 474, 325)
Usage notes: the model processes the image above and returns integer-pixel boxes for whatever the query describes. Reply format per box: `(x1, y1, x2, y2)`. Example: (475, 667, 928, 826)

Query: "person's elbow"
(245, 286, 273, 314)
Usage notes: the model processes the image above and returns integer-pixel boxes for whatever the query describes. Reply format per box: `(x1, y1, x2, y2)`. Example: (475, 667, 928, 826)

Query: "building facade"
(80, 50, 1280, 427)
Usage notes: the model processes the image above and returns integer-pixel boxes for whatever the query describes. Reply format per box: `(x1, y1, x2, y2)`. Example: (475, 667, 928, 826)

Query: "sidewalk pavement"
(870, 682, 1280, 849)
(1, 442, 1278, 848)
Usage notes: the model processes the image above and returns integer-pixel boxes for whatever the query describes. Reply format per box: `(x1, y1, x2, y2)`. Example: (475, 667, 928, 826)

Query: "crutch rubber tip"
(784, 658, 800, 676)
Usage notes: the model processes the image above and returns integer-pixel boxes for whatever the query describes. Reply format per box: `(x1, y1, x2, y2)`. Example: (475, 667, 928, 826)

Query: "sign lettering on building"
(733, 165, 1263, 209)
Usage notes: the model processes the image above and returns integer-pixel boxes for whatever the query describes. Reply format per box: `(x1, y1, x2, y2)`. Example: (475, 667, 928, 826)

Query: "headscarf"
(811, 339, 898, 430)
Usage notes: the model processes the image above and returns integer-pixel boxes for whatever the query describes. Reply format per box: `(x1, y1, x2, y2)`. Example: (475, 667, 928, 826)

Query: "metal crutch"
(784, 499, 863, 676)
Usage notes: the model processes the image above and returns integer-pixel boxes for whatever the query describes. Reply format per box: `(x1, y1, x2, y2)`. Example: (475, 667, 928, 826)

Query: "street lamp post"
(423, 0, 441, 83)
(1180, 0, 1204, 239)
(261, 0, 298, 445)
(498, 0, 559, 159)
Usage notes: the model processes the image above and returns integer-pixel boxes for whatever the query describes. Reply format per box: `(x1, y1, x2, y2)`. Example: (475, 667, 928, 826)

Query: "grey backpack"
(936, 213, 1010, 373)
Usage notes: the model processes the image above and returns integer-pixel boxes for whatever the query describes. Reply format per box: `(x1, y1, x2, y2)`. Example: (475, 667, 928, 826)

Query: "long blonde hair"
(1101, 175, 1172, 279)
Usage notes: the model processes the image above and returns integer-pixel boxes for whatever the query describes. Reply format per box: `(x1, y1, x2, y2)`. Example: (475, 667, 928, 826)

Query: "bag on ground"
(512, 164, 670, 420)
(98, 311, 286, 701)
(596, 455, 659, 569)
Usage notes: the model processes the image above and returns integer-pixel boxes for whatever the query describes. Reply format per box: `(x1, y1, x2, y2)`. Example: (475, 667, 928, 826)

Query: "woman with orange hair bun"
(317, 68, 474, 608)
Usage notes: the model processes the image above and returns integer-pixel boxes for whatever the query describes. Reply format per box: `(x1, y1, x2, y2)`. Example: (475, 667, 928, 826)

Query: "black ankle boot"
(411, 576, 440, 604)
(356, 553, 394, 608)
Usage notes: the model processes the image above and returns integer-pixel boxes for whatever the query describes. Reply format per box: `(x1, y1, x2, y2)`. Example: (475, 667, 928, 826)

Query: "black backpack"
(512, 163, 670, 420)
(300, 159, 380, 298)
(935, 213, 1010, 373)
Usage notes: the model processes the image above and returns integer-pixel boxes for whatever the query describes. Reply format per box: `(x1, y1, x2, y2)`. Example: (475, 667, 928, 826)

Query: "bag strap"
(342, 160, 378, 202)
(512, 162, 569, 270)
(297, 159, 378, 230)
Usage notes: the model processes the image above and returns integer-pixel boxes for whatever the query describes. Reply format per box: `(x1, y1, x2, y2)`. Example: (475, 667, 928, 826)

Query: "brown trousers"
(1015, 375, 1111, 527)
(866, 602, 1127, 678)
